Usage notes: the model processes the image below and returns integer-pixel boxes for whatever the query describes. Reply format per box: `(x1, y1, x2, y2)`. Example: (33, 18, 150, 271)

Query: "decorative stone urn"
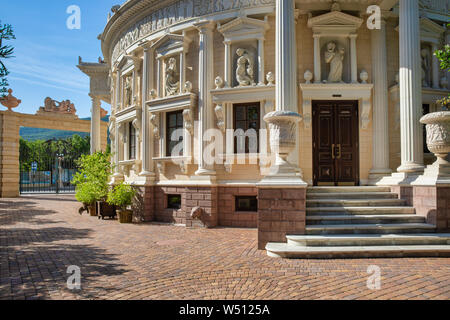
(264, 110, 302, 175)
(0, 89, 21, 112)
(420, 111, 450, 171)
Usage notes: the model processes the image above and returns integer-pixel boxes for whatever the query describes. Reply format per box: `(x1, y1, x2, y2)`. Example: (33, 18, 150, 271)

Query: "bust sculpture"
(236, 48, 254, 86)
(165, 57, 180, 96)
(325, 42, 345, 83)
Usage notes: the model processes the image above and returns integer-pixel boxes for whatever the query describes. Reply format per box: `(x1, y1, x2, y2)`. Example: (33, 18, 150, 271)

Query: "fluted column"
(258, 38, 265, 85)
(139, 46, 155, 181)
(313, 34, 321, 83)
(224, 41, 231, 87)
(369, 18, 391, 184)
(195, 21, 216, 176)
(397, 0, 424, 174)
(90, 95, 101, 154)
(350, 34, 358, 83)
(276, 0, 297, 112)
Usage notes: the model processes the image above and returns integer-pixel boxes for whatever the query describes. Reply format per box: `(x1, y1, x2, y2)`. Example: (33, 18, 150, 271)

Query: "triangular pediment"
(218, 16, 269, 41)
(151, 33, 191, 57)
(420, 18, 445, 34)
(308, 11, 363, 29)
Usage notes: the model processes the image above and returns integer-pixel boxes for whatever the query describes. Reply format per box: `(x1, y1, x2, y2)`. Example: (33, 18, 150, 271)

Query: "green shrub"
(75, 182, 99, 205)
(107, 183, 136, 210)
(72, 151, 113, 201)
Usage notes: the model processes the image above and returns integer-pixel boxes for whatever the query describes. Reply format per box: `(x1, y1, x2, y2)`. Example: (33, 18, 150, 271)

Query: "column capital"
(349, 33, 358, 39)
(194, 21, 216, 33)
(313, 33, 321, 39)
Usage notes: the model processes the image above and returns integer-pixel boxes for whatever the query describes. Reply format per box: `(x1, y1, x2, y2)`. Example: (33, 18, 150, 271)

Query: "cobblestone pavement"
(1, 195, 449, 300)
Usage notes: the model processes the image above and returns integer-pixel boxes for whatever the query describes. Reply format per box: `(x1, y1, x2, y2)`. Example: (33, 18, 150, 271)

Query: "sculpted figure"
(165, 57, 180, 96)
(421, 48, 430, 87)
(125, 76, 133, 106)
(325, 42, 345, 83)
(236, 48, 254, 86)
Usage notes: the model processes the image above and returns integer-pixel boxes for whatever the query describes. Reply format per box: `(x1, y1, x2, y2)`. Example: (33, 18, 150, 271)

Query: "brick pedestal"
(391, 185, 414, 206)
(257, 188, 306, 250)
(185, 187, 218, 228)
(133, 186, 155, 222)
(413, 186, 450, 232)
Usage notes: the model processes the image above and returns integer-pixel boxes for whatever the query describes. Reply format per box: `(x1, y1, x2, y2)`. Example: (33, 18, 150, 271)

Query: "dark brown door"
(313, 101, 359, 186)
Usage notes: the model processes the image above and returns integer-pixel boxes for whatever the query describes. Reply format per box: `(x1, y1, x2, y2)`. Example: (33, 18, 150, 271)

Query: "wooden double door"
(312, 101, 360, 186)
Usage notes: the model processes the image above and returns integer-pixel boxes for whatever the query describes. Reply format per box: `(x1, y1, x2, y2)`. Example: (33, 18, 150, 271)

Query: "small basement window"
(167, 194, 182, 210)
(235, 196, 258, 212)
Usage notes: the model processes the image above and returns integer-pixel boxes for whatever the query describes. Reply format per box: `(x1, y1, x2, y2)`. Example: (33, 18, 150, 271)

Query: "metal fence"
(20, 157, 78, 194)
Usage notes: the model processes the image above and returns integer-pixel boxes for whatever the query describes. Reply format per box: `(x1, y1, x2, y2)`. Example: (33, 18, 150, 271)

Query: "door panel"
(313, 101, 359, 186)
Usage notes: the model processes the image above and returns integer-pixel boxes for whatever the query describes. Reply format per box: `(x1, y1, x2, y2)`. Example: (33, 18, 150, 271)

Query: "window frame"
(235, 195, 258, 212)
(128, 122, 137, 160)
(165, 110, 184, 158)
(167, 194, 182, 210)
(233, 102, 261, 154)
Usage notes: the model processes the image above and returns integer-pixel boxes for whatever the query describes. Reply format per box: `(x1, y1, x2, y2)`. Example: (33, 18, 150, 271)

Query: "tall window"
(166, 110, 184, 157)
(129, 122, 136, 160)
(423, 104, 430, 154)
(233, 103, 260, 154)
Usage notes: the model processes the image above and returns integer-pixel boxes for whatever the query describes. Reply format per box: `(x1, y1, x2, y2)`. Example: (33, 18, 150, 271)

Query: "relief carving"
(36, 97, 78, 119)
(124, 76, 133, 107)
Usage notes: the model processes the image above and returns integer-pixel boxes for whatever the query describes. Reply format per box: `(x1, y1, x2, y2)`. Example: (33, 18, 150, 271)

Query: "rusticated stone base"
(218, 187, 258, 228)
(390, 185, 414, 206)
(185, 187, 218, 228)
(257, 188, 306, 250)
(413, 186, 450, 232)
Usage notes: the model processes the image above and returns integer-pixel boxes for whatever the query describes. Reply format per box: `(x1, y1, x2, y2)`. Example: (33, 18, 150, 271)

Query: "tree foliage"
(19, 135, 90, 171)
(0, 21, 15, 96)
(434, 24, 450, 109)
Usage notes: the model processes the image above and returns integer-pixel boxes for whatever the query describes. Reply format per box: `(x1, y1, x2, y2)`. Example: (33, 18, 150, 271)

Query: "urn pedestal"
(414, 111, 450, 185)
(257, 111, 307, 187)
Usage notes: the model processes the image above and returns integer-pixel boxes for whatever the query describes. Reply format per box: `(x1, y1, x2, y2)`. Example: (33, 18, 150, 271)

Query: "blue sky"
(2, 0, 122, 118)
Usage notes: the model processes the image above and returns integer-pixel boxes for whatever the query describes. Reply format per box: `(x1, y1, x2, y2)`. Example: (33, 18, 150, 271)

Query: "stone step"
(266, 242, 450, 259)
(307, 207, 415, 216)
(306, 214, 426, 225)
(307, 192, 399, 199)
(306, 223, 436, 235)
(306, 199, 406, 208)
(286, 234, 450, 247)
(307, 186, 391, 194)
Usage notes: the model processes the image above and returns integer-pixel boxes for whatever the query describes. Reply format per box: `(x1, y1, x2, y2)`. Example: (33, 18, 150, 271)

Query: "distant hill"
(20, 116, 110, 141)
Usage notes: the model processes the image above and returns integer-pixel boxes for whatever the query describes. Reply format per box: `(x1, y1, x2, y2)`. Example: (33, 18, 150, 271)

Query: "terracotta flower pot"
(117, 209, 133, 224)
(88, 204, 97, 217)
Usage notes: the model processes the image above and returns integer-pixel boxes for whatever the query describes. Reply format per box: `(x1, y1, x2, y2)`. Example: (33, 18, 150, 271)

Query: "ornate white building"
(79, 0, 450, 257)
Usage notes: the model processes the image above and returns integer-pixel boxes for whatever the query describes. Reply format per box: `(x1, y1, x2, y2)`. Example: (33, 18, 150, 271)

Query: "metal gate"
(20, 156, 78, 194)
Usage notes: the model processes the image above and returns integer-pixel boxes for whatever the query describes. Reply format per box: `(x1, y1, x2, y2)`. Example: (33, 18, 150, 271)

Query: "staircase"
(266, 187, 450, 259)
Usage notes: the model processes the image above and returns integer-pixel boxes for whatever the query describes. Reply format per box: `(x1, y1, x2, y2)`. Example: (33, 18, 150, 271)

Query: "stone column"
(257, 0, 306, 249)
(112, 122, 123, 182)
(350, 34, 358, 83)
(369, 18, 392, 184)
(90, 95, 101, 154)
(179, 51, 186, 93)
(397, 0, 424, 174)
(313, 34, 321, 83)
(258, 38, 265, 85)
(156, 59, 162, 97)
(195, 21, 216, 177)
(139, 46, 155, 183)
(224, 41, 232, 87)
(431, 43, 440, 89)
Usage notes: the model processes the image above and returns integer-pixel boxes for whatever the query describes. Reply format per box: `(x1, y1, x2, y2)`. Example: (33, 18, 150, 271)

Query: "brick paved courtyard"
(0, 195, 449, 300)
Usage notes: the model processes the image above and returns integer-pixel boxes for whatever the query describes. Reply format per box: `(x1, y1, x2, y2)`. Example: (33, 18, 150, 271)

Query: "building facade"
(79, 0, 450, 255)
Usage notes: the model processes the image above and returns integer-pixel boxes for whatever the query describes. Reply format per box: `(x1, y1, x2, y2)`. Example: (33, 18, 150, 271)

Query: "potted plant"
(72, 152, 115, 218)
(107, 183, 136, 224)
(75, 182, 98, 216)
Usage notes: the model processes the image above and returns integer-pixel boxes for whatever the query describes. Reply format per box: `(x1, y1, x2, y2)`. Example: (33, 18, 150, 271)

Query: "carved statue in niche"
(236, 48, 255, 86)
(325, 42, 345, 83)
(421, 48, 430, 87)
(124, 76, 133, 107)
(165, 57, 180, 96)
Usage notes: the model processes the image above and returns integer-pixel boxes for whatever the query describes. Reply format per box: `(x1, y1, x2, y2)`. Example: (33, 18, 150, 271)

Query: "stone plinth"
(257, 187, 306, 249)
(413, 186, 450, 232)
